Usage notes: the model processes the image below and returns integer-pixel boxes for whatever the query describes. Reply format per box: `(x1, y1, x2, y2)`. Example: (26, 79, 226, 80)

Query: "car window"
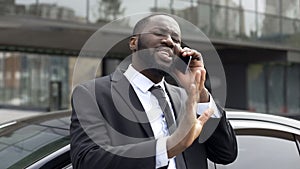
(216, 129, 300, 169)
(0, 117, 70, 169)
(296, 135, 300, 155)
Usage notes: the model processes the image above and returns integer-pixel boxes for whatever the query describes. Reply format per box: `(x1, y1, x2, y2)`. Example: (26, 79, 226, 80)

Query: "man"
(70, 14, 237, 169)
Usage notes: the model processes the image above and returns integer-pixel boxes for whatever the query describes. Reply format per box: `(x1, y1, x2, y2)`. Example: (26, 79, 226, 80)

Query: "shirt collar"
(124, 64, 166, 93)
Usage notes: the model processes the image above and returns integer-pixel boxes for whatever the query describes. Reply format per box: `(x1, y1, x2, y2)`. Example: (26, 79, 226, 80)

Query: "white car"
(1, 110, 300, 169)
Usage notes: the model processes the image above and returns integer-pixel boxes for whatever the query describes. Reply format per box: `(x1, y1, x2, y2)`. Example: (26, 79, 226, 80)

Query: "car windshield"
(0, 116, 70, 169)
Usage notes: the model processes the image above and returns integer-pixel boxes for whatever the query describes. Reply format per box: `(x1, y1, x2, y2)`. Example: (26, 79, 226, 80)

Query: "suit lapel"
(111, 69, 154, 137)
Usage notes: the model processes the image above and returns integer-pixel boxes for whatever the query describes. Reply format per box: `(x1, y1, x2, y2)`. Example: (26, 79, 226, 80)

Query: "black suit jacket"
(70, 68, 237, 169)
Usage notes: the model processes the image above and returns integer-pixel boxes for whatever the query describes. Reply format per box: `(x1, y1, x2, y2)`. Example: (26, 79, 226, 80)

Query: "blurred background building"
(0, 0, 299, 119)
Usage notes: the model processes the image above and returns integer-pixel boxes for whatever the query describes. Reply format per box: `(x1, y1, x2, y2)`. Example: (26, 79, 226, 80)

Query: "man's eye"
(172, 37, 181, 43)
(153, 32, 164, 36)
(173, 38, 180, 43)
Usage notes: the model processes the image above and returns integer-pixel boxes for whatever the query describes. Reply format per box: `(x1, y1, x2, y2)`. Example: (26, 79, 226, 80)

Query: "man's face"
(135, 15, 182, 71)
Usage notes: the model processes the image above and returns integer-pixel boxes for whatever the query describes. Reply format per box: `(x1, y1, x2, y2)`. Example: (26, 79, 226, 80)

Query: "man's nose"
(161, 35, 174, 48)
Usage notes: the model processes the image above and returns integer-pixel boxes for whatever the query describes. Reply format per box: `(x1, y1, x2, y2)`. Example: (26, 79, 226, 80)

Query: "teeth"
(160, 51, 170, 57)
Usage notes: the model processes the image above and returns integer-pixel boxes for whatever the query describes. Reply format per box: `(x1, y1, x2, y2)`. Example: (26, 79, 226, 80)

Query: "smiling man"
(70, 14, 237, 169)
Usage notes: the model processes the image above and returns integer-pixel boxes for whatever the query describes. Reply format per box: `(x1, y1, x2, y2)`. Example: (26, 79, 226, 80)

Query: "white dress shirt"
(124, 64, 220, 169)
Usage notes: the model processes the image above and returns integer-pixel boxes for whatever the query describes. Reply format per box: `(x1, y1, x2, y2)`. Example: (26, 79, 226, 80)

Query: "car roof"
(226, 110, 300, 135)
(0, 110, 71, 131)
(1, 109, 299, 134)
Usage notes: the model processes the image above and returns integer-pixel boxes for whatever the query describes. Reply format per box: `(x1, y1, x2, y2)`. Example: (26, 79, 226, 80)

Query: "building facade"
(0, 0, 299, 118)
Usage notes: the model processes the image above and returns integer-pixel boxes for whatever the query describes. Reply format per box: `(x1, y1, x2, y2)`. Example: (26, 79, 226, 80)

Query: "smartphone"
(173, 55, 192, 74)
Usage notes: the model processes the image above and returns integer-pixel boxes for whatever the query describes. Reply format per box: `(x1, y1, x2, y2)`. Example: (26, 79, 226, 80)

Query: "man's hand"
(174, 47, 209, 103)
(167, 70, 214, 158)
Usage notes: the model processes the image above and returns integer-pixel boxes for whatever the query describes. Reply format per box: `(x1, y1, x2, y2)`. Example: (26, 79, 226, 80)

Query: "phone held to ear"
(173, 55, 192, 74)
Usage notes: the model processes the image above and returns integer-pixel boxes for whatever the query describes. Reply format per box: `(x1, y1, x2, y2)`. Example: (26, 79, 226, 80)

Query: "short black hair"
(132, 13, 174, 35)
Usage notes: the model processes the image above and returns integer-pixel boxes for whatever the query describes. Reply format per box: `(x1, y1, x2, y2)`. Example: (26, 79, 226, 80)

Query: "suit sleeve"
(204, 105, 238, 164)
(70, 84, 157, 169)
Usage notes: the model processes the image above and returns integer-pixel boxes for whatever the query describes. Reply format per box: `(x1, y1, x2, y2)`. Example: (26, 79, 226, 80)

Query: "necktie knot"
(150, 85, 166, 99)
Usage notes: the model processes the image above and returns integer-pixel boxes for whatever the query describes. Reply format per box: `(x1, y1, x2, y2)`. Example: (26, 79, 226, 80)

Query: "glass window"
(296, 135, 300, 149)
(268, 64, 285, 114)
(90, 0, 156, 23)
(3, 53, 21, 105)
(195, 4, 211, 35)
(213, 0, 227, 6)
(49, 56, 70, 109)
(258, 14, 280, 40)
(27, 54, 49, 107)
(173, 0, 198, 24)
(227, 0, 240, 8)
(91, 0, 127, 22)
(241, 0, 256, 11)
(0, 52, 70, 110)
(198, 0, 211, 4)
(16, 0, 87, 23)
(212, 6, 227, 38)
(282, 18, 299, 35)
(287, 64, 300, 114)
(0, 53, 4, 103)
(227, 9, 240, 38)
(296, 21, 300, 33)
(0, 0, 19, 15)
(282, 0, 300, 19)
(247, 64, 266, 113)
(20, 54, 30, 106)
(240, 11, 257, 39)
(156, 0, 176, 13)
(217, 130, 300, 169)
(257, 0, 280, 15)
(212, 0, 243, 9)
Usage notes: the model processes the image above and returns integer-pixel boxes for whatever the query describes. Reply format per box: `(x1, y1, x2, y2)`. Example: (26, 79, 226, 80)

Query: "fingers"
(181, 47, 201, 59)
(199, 68, 206, 91)
(180, 47, 203, 63)
(194, 70, 201, 94)
(177, 69, 203, 99)
(194, 69, 206, 93)
(185, 80, 203, 120)
(177, 68, 206, 103)
(186, 83, 198, 110)
(197, 108, 214, 125)
(173, 68, 193, 90)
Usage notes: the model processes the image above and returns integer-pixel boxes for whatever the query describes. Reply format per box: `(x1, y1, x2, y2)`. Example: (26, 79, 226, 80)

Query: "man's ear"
(129, 36, 138, 51)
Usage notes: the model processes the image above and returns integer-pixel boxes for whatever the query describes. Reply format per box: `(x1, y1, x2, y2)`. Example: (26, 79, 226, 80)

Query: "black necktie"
(149, 85, 176, 133)
(150, 85, 187, 169)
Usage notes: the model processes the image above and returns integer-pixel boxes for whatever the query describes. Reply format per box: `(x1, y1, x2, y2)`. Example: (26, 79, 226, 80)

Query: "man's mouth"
(157, 48, 174, 62)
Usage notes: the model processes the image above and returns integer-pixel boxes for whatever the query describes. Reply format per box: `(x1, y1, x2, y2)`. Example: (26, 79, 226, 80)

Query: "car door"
(215, 128, 300, 169)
